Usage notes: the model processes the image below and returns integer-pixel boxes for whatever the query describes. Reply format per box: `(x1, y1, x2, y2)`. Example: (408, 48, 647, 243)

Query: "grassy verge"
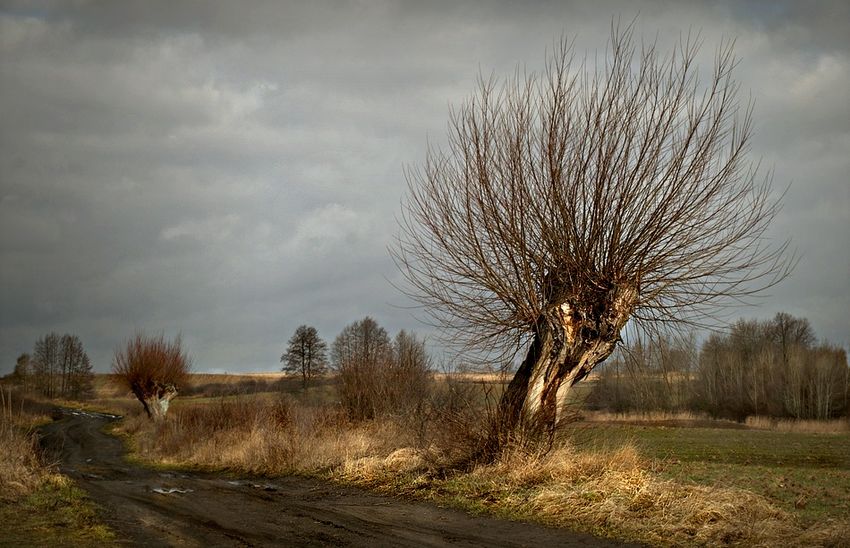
(337, 440, 849, 546)
(0, 474, 115, 547)
(0, 389, 116, 547)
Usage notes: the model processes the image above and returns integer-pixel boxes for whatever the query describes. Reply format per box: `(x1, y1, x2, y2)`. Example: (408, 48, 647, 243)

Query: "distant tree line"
(587, 313, 849, 420)
(282, 317, 432, 420)
(10, 333, 94, 399)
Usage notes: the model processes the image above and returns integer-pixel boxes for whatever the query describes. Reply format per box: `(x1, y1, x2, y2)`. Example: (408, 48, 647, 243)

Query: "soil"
(39, 408, 639, 547)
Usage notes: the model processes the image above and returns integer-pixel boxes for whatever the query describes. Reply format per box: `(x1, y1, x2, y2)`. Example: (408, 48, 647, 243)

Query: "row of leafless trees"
(587, 313, 849, 420)
(10, 333, 94, 399)
(281, 318, 432, 421)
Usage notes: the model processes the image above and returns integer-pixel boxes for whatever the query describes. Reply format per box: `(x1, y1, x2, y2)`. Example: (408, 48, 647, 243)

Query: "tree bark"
(497, 285, 636, 444)
(133, 382, 179, 421)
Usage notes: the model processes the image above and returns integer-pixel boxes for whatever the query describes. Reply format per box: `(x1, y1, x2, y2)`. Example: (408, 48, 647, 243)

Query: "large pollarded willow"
(393, 26, 791, 440)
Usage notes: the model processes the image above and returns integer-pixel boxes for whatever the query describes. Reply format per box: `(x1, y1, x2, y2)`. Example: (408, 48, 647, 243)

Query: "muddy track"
(39, 409, 638, 547)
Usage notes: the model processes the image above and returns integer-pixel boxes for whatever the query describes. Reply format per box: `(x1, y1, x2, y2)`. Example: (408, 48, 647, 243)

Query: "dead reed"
(744, 415, 850, 434)
(583, 410, 850, 434)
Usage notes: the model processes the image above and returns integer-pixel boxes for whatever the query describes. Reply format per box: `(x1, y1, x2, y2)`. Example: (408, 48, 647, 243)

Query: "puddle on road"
(224, 480, 279, 491)
(152, 487, 194, 495)
(159, 472, 190, 479)
(67, 409, 122, 420)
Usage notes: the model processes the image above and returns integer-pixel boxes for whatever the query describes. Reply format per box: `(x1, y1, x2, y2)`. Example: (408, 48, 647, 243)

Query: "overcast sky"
(1, 1, 848, 374)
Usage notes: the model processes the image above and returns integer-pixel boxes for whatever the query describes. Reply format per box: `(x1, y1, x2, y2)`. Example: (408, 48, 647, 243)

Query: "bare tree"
(12, 353, 32, 390)
(112, 333, 191, 420)
(393, 25, 791, 442)
(330, 318, 434, 420)
(692, 314, 847, 420)
(588, 332, 696, 413)
(332, 317, 393, 420)
(389, 330, 433, 412)
(281, 325, 328, 389)
(59, 334, 93, 399)
(32, 333, 61, 398)
(29, 333, 93, 399)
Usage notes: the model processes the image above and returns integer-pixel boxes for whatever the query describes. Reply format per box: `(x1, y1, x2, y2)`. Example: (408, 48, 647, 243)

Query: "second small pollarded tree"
(393, 24, 792, 444)
(281, 325, 328, 389)
(112, 333, 191, 421)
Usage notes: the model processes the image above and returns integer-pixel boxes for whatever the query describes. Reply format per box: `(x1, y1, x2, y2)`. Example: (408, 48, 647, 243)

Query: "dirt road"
(40, 409, 637, 547)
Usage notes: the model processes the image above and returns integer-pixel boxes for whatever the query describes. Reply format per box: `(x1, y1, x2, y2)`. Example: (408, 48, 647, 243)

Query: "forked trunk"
(497, 285, 636, 442)
(134, 382, 179, 421)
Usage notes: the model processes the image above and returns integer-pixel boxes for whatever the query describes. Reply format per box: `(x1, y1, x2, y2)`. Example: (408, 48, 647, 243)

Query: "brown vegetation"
(581, 410, 850, 434)
(331, 318, 432, 421)
(0, 388, 115, 545)
(0, 388, 49, 501)
(112, 333, 191, 420)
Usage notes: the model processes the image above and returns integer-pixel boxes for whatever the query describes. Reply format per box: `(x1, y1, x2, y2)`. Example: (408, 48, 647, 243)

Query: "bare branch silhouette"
(393, 23, 792, 444)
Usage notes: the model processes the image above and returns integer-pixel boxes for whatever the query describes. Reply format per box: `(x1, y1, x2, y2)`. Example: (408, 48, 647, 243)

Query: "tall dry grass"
(118, 396, 415, 475)
(341, 440, 849, 547)
(474, 446, 847, 547)
(744, 415, 850, 434)
(583, 410, 850, 434)
(0, 388, 52, 501)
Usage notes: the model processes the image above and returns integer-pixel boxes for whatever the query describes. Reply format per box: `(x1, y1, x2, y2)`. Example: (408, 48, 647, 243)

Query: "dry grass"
(0, 424, 44, 500)
(186, 372, 287, 386)
(115, 393, 850, 547)
(338, 441, 849, 547)
(117, 396, 413, 476)
(0, 388, 51, 501)
(744, 416, 850, 434)
(583, 410, 741, 425)
(432, 371, 509, 383)
(583, 410, 850, 434)
(0, 386, 116, 545)
(481, 446, 847, 547)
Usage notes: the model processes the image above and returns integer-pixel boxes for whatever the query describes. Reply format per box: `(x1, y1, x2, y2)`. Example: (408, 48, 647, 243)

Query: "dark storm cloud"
(1, 1, 847, 373)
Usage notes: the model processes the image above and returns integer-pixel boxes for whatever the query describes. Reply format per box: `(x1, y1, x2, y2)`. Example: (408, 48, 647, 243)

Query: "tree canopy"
(393, 24, 792, 439)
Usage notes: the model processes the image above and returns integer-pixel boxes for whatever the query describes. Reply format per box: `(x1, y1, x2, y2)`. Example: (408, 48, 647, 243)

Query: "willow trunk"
(498, 286, 636, 441)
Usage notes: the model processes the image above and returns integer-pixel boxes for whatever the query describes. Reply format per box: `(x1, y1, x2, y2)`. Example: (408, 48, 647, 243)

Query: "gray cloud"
(1, 1, 848, 373)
